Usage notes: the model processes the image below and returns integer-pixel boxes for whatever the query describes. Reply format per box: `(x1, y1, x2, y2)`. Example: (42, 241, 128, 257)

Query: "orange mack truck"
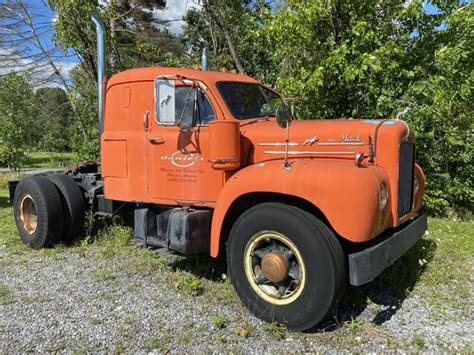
(9, 16, 427, 331)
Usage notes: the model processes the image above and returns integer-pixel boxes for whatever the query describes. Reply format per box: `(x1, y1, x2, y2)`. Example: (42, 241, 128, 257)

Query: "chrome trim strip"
(318, 142, 364, 146)
(263, 151, 355, 155)
(259, 143, 299, 146)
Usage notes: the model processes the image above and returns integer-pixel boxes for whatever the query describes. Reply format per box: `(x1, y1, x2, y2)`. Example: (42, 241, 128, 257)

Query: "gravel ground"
(0, 243, 472, 353)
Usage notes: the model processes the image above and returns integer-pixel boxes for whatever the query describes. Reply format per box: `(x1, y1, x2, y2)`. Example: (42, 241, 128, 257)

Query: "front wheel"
(227, 202, 346, 331)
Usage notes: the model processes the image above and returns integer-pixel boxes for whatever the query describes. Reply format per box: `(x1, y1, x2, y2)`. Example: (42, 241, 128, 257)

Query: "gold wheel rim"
(19, 194, 37, 234)
(244, 231, 306, 306)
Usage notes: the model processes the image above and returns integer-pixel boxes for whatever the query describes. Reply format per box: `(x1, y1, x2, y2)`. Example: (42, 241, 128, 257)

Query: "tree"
(49, 0, 186, 159)
(0, 73, 38, 171)
(49, 0, 185, 80)
(0, 0, 88, 140)
(396, 3, 473, 216)
(182, 1, 273, 77)
(35, 87, 73, 152)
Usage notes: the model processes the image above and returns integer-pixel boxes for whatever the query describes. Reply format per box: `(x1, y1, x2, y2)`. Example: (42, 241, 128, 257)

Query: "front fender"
(210, 159, 390, 257)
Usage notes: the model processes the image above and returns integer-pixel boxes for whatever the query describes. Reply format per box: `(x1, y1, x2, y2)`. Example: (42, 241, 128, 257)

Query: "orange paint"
(101, 67, 425, 257)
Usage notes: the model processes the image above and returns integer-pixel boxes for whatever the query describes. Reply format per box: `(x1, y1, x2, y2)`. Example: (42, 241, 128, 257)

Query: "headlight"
(380, 183, 388, 210)
(414, 174, 420, 194)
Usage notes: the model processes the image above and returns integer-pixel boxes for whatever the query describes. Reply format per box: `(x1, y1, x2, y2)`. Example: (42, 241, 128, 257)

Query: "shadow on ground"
(167, 235, 437, 332)
(0, 195, 11, 209)
(169, 254, 228, 282)
(316, 237, 437, 332)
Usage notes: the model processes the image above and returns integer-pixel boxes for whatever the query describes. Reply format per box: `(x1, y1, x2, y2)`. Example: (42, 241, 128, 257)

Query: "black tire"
(227, 202, 346, 331)
(47, 174, 85, 242)
(13, 176, 64, 249)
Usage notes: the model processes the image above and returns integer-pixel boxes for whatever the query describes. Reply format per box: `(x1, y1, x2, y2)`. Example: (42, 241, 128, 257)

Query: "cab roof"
(106, 67, 259, 88)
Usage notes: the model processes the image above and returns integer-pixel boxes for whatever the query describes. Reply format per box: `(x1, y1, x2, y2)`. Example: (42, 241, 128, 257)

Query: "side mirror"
(276, 104, 293, 128)
(208, 121, 241, 171)
(276, 103, 293, 170)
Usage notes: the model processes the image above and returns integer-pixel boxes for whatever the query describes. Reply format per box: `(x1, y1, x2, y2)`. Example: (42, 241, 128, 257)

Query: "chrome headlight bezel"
(380, 182, 388, 210)
(414, 174, 420, 195)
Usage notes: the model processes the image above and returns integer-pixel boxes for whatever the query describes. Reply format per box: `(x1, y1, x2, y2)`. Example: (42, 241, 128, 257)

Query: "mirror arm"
(192, 90, 198, 127)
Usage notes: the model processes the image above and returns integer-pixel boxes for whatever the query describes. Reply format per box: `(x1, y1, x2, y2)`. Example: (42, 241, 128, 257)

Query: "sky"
(1, 0, 445, 89)
(0, 0, 199, 88)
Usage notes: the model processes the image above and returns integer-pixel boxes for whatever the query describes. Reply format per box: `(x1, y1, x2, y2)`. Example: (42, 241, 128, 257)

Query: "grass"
(212, 314, 229, 329)
(0, 283, 13, 305)
(25, 152, 77, 169)
(0, 176, 472, 351)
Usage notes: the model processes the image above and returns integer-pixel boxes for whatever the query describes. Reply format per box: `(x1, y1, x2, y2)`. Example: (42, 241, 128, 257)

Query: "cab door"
(146, 78, 223, 205)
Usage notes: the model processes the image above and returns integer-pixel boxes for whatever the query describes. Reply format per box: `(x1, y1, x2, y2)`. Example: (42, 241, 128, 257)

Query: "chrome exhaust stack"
(201, 47, 208, 71)
(91, 15, 106, 156)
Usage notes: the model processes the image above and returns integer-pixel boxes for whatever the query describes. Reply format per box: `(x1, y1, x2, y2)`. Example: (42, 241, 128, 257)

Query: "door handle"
(143, 111, 149, 132)
(147, 137, 165, 144)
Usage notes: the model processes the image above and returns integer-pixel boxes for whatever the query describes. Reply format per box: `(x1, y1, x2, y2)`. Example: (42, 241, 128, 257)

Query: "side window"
(196, 90, 216, 125)
(175, 86, 195, 126)
(156, 79, 215, 126)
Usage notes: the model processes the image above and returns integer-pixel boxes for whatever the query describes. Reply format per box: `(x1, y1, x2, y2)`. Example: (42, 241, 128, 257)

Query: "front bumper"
(348, 213, 428, 286)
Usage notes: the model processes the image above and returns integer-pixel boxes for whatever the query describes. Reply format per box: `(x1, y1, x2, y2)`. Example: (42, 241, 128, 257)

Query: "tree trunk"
(204, 0, 245, 74)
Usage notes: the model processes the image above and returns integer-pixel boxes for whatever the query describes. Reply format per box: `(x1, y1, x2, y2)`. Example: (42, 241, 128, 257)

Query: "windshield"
(217, 82, 284, 120)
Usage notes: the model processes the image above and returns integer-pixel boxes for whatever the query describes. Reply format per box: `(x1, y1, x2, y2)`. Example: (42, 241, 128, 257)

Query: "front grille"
(398, 142, 415, 217)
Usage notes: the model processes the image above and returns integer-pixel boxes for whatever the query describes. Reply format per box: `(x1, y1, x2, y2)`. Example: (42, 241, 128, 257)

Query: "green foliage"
(395, 4, 473, 216)
(0, 283, 13, 305)
(47, 0, 471, 216)
(0, 73, 38, 171)
(251, 0, 472, 216)
(34, 87, 73, 152)
(182, 1, 273, 76)
(212, 314, 228, 329)
(68, 66, 100, 160)
(172, 273, 204, 296)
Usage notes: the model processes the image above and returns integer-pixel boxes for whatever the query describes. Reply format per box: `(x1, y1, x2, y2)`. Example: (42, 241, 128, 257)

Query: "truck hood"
(240, 118, 411, 164)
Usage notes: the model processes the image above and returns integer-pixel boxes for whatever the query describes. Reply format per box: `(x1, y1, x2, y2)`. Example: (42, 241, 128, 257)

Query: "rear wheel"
(227, 202, 346, 331)
(47, 174, 85, 242)
(13, 176, 64, 249)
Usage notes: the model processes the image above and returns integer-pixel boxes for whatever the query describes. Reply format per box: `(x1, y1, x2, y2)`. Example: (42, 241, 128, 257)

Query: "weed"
(0, 173, 21, 190)
(126, 281, 142, 293)
(346, 317, 365, 333)
(89, 316, 102, 325)
(99, 247, 116, 257)
(172, 273, 203, 296)
(118, 249, 167, 276)
(20, 295, 52, 304)
(235, 323, 256, 338)
(215, 334, 228, 344)
(144, 335, 170, 352)
(212, 314, 228, 329)
(92, 269, 116, 281)
(412, 334, 425, 348)
(263, 322, 287, 340)
(0, 283, 13, 305)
